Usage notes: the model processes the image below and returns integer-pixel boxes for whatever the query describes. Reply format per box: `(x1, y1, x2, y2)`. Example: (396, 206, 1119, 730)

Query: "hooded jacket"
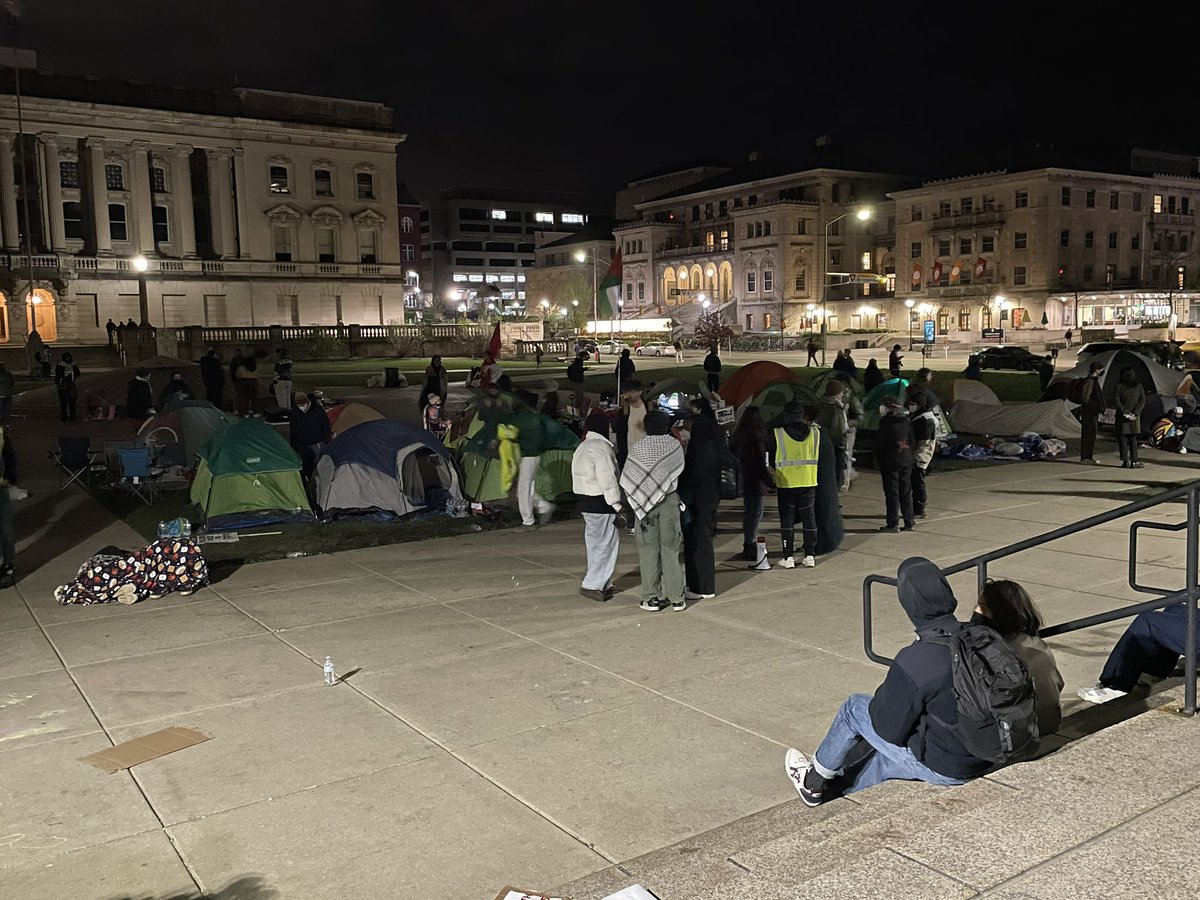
(571, 431, 621, 514)
(875, 409, 915, 470)
(868, 557, 993, 780)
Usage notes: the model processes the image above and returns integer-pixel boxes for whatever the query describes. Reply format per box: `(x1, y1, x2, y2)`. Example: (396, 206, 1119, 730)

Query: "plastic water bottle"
(323, 656, 336, 686)
(286, 551, 308, 558)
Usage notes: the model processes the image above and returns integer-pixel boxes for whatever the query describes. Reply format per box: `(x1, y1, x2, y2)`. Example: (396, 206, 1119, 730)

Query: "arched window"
(401, 216, 414, 234)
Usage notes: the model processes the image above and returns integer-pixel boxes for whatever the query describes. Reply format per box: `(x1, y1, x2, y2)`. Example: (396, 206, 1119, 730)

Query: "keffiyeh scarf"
(620, 434, 685, 521)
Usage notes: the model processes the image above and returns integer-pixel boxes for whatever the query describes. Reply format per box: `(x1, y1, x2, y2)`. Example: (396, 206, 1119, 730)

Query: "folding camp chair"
(102, 439, 136, 486)
(117, 447, 161, 505)
(49, 436, 102, 491)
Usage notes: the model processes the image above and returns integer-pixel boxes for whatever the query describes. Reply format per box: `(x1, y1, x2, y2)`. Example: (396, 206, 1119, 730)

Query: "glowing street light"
(132, 255, 151, 326)
(821, 205, 874, 365)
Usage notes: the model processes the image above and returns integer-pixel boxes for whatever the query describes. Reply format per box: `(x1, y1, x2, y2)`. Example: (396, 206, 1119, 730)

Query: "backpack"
(718, 432, 742, 500)
(926, 623, 1039, 766)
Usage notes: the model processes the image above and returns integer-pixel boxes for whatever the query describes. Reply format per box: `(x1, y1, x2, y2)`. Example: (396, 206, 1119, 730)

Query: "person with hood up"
(125, 368, 154, 419)
(615, 348, 636, 385)
(158, 371, 193, 409)
(906, 385, 937, 519)
(199, 348, 225, 407)
(785, 557, 994, 804)
(1114, 366, 1146, 468)
(621, 410, 687, 612)
(680, 397, 722, 598)
(288, 391, 331, 481)
(54, 352, 81, 423)
(767, 400, 820, 569)
(863, 358, 885, 391)
(888, 344, 904, 378)
(832, 349, 858, 380)
(571, 413, 623, 601)
(876, 395, 916, 532)
(703, 346, 722, 393)
(1078, 361, 1105, 464)
(814, 380, 850, 490)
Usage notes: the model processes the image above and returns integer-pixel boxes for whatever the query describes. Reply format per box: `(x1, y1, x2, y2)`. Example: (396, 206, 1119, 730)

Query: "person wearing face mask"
(875, 395, 915, 533)
(288, 391, 331, 481)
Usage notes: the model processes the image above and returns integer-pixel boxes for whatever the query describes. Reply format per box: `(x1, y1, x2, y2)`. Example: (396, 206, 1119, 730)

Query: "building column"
(207, 149, 235, 259)
(39, 134, 66, 251)
(0, 134, 18, 251)
(171, 144, 197, 258)
(130, 141, 155, 255)
(85, 136, 112, 256)
(232, 148, 251, 258)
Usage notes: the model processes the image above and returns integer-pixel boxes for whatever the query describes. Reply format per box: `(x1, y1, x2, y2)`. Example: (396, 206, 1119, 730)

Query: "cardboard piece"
(600, 887, 659, 900)
(79, 726, 211, 774)
(492, 889, 569, 900)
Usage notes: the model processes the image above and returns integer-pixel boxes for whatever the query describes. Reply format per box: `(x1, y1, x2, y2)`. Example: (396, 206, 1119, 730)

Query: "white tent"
(949, 379, 1001, 406)
(951, 399, 1081, 438)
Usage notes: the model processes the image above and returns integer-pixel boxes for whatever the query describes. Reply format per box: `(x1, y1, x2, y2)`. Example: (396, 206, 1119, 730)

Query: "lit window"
(59, 160, 79, 188)
(534, 211, 554, 223)
(105, 164, 125, 191)
(1153, 194, 1163, 213)
(355, 172, 375, 201)
(764, 313, 773, 329)
(107, 203, 127, 241)
(517, 291, 526, 299)
(452, 272, 468, 282)
(499, 274, 516, 283)
(561, 213, 584, 224)
(490, 209, 507, 220)
(516, 274, 526, 282)
(152, 205, 170, 243)
(401, 243, 415, 262)
(763, 269, 773, 293)
(861, 252, 872, 271)
(151, 166, 167, 193)
(401, 216, 414, 233)
(468, 273, 484, 282)
(269, 165, 290, 193)
(314, 169, 334, 197)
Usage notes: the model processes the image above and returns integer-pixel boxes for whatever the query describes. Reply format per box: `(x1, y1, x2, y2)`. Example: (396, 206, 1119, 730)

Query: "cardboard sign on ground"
(492, 889, 569, 900)
(79, 726, 211, 774)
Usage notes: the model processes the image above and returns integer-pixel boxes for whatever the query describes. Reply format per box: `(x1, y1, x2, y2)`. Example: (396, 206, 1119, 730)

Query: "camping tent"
(314, 419, 463, 518)
(136, 400, 233, 467)
(718, 360, 801, 408)
(326, 401, 385, 437)
(190, 418, 314, 529)
(858, 377, 912, 432)
(951, 398, 1081, 438)
(741, 380, 820, 425)
(809, 368, 864, 398)
(1046, 349, 1186, 432)
(458, 409, 579, 502)
(948, 378, 1001, 406)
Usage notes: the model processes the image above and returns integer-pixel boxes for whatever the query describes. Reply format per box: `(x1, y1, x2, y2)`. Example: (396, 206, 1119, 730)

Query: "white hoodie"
(571, 431, 621, 508)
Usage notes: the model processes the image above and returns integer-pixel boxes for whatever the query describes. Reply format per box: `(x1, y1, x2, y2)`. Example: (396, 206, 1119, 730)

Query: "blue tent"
(314, 419, 463, 518)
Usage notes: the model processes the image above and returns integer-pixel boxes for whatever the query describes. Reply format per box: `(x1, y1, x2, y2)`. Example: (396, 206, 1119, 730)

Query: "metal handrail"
(862, 480, 1199, 715)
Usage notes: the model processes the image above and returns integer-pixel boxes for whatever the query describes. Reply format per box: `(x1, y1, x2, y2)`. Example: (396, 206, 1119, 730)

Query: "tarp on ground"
(314, 419, 463, 518)
(456, 410, 578, 503)
(136, 400, 233, 467)
(190, 418, 314, 529)
(949, 378, 1000, 406)
(717, 360, 801, 408)
(951, 398, 1082, 438)
(326, 401, 385, 437)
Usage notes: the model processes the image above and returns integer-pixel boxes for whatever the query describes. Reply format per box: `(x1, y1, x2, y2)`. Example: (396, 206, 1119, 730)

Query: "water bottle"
(286, 551, 308, 558)
(323, 656, 335, 686)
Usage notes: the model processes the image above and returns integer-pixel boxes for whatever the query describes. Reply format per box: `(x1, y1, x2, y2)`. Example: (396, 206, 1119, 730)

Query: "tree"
(694, 308, 733, 349)
(765, 288, 794, 349)
(558, 270, 592, 332)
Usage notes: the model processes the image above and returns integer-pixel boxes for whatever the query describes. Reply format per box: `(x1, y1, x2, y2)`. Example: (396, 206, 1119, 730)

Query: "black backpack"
(926, 624, 1039, 766)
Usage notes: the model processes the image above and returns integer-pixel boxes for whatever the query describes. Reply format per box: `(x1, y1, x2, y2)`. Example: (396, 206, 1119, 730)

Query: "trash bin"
(384, 366, 402, 388)
(855, 339, 869, 349)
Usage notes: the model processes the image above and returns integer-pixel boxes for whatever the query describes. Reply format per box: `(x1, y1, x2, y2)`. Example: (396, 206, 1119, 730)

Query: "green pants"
(635, 492, 685, 603)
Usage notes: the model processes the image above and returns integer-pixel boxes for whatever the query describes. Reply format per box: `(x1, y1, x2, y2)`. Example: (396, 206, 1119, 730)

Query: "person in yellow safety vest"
(769, 401, 821, 569)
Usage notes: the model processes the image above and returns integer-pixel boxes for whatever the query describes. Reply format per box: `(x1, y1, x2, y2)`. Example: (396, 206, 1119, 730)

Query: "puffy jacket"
(571, 432, 621, 513)
(875, 411, 915, 470)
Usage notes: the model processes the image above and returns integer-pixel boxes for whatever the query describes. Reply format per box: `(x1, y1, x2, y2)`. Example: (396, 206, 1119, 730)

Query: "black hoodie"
(868, 557, 992, 780)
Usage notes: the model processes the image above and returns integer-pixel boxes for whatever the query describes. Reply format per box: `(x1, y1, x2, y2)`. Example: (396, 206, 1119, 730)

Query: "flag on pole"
(597, 249, 622, 318)
(486, 321, 501, 359)
(931, 260, 944, 284)
(974, 257, 988, 280)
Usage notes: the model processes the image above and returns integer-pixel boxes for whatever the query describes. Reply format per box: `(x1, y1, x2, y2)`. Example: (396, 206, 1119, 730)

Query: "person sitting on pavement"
(972, 580, 1063, 738)
(621, 410, 687, 613)
(125, 368, 155, 419)
(288, 391, 331, 481)
(785, 556, 994, 805)
(863, 357, 885, 391)
(571, 412, 623, 602)
(875, 395, 916, 533)
(158, 371, 193, 409)
(1078, 600, 1200, 705)
(1149, 406, 1184, 452)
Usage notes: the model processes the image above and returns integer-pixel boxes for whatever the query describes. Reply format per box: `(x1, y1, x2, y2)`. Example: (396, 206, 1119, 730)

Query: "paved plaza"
(1, 446, 1197, 898)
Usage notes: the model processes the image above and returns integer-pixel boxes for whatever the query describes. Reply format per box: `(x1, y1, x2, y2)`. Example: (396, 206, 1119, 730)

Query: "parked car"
(597, 340, 629, 354)
(636, 342, 673, 357)
(970, 345, 1044, 371)
(573, 339, 598, 355)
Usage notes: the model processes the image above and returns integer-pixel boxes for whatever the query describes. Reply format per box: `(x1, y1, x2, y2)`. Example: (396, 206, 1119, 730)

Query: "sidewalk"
(1, 449, 1196, 898)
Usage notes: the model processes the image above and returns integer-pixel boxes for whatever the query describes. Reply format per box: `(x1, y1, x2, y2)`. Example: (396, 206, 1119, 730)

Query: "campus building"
(0, 66, 408, 345)
(523, 223, 616, 332)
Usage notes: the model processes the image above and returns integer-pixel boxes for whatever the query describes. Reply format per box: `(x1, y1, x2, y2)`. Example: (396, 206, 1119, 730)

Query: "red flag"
(974, 257, 988, 280)
(931, 260, 944, 284)
(911, 262, 923, 287)
(949, 260, 962, 285)
(486, 321, 501, 360)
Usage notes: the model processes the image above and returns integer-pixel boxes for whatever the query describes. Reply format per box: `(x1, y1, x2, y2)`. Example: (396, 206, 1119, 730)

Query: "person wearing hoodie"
(863, 358, 885, 391)
(785, 557, 994, 804)
(571, 413, 623, 601)
(55, 352, 81, 423)
(158, 371, 193, 409)
(621, 411, 687, 612)
(906, 385, 937, 519)
(199, 348, 225, 407)
(680, 397, 723, 598)
(875, 395, 916, 532)
(732, 405, 773, 560)
(125, 368, 154, 419)
(767, 400, 820, 568)
(814, 380, 850, 490)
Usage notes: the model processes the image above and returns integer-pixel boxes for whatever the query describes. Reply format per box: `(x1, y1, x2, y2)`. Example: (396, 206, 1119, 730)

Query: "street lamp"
(904, 298, 916, 349)
(822, 206, 874, 365)
(575, 248, 598, 350)
(132, 254, 150, 327)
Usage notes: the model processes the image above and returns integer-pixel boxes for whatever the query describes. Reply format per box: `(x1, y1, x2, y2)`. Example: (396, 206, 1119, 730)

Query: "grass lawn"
(291, 356, 545, 388)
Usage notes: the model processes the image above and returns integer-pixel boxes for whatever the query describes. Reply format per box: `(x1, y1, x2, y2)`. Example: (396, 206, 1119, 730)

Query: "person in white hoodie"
(571, 412, 623, 601)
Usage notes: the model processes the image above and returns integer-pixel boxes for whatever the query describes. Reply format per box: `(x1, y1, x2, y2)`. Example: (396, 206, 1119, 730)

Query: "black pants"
(1118, 432, 1139, 465)
(706, 373, 719, 393)
(880, 466, 914, 527)
(806, 350, 818, 366)
(58, 388, 76, 422)
(778, 485, 817, 559)
(205, 383, 224, 408)
(911, 465, 927, 515)
(1080, 412, 1099, 461)
(1100, 606, 1198, 692)
(832, 445, 847, 488)
(684, 496, 717, 594)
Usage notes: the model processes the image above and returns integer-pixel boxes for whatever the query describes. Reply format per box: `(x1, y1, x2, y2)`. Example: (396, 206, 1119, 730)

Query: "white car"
(636, 342, 673, 357)
(597, 340, 629, 354)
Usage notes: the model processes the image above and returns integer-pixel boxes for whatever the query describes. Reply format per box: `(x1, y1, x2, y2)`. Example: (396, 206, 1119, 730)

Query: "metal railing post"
(1186, 485, 1198, 717)
(977, 561, 988, 598)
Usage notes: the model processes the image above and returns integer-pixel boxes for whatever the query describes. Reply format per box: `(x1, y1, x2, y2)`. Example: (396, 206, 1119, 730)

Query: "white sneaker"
(1077, 685, 1127, 704)
(778, 556, 796, 569)
(801, 555, 816, 568)
(684, 589, 715, 600)
(784, 748, 823, 807)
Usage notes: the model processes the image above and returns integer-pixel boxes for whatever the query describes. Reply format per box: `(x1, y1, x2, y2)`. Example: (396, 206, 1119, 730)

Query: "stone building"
(524, 225, 616, 332)
(0, 67, 408, 345)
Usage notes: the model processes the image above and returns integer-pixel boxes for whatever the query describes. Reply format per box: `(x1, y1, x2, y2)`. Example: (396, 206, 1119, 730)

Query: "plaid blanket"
(620, 434, 685, 521)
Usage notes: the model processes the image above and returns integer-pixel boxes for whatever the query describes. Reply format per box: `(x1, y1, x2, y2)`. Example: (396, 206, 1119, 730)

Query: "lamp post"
(822, 206, 873, 365)
(575, 249, 598, 354)
(406, 269, 420, 322)
(132, 254, 150, 327)
(904, 298, 916, 350)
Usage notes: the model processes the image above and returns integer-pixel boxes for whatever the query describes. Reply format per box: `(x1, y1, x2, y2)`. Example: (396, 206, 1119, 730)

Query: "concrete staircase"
(1, 342, 121, 374)
(556, 685, 1200, 899)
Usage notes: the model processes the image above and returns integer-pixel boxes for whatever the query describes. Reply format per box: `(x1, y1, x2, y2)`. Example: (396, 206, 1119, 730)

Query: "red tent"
(717, 360, 801, 408)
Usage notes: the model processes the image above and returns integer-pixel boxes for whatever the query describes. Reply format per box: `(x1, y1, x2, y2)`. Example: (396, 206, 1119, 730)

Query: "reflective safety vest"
(774, 424, 819, 488)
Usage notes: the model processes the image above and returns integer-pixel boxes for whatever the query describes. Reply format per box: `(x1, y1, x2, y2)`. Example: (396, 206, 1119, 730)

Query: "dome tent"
(314, 419, 464, 519)
(718, 360, 801, 408)
(326, 401, 385, 438)
(457, 407, 579, 503)
(190, 418, 314, 529)
(1046, 349, 1188, 432)
(136, 400, 233, 467)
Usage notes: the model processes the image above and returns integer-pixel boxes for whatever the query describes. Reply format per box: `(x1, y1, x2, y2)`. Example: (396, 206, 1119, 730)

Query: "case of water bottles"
(156, 517, 192, 540)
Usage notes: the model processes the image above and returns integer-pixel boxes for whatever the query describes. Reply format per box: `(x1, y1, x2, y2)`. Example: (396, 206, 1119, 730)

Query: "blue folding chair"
(117, 447, 160, 505)
(49, 436, 102, 491)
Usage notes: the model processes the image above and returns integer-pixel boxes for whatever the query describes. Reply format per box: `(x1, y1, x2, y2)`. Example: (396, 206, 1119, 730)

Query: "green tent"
(190, 418, 314, 529)
(742, 379, 820, 426)
(809, 368, 864, 398)
(860, 377, 912, 432)
(456, 411, 579, 503)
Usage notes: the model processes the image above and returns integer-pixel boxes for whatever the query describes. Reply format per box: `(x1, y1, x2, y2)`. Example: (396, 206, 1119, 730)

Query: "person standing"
(681, 398, 722, 598)
(732, 405, 772, 560)
(571, 413, 623, 601)
(863, 358, 885, 391)
(54, 352, 80, 423)
(1114, 366, 1146, 469)
(288, 391, 331, 481)
(622, 410, 687, 612)
(0, 361, 14, 423)
(235, 353, 259, 417)
(273, 347, 294, 410)
(838, 374, 863, 486)
(703, 346, 722, 393)
(125, 368, 154, 419)
(674, 339, 684, 363)
(480, 351, 503, 391)
(506, 396, 555, 528)
(1078, 361, 1105, 465)
(768, 400, 820, 568)
(805, 338, 820, 367)
(876, 396, 915, 533)
(1037, 355, 1055, 393)
(199, 348, 225, 407)
(907, 386, 936, 519)
(615, 348, 636, 386)
(814, 381, 850, 490)
(614, 381, 647, 470)
(1064, 328, 1073, 349)
(420, 354, 450, 414)
(566, 352, 587, 416)
(535, 345, 544, 368)
(888, 344, 904, 378)
(105, 318, 117, 347)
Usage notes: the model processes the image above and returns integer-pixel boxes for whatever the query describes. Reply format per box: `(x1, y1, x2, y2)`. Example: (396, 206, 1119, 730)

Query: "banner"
(974, 257, 988, 280)
(949, 260, 962, 285)
(910, 262, 923, 287)
(931, 260, 944, 284)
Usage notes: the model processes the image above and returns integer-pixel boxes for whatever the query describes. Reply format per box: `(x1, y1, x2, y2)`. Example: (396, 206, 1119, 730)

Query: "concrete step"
(1, 343, 121, 373)
(557, 685, 1200, 899)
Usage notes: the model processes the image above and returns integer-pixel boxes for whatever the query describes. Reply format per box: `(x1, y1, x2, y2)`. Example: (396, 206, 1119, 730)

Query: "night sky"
(13, 2, 1195, 209)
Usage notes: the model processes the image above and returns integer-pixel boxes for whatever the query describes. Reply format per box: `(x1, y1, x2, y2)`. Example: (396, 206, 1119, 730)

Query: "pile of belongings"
(939, 431, 1067, 462)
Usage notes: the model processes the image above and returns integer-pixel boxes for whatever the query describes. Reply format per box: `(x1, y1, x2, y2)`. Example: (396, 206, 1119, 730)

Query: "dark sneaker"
(902, 523, 916, 531)
(580, 588, 609, 602)
(878, 525, 899, 533)
(784, 748, 824, 807)
(640, 598, 667, 611)
(671, 598, 687, 612)
(741, 546, 757, 561)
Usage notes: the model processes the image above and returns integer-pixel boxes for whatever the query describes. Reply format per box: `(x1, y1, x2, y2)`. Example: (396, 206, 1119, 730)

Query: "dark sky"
(15, 2, 1197, 209)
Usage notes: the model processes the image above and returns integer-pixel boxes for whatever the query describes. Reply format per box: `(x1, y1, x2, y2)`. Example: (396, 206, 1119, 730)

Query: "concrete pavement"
(1, 445, 1197, 897)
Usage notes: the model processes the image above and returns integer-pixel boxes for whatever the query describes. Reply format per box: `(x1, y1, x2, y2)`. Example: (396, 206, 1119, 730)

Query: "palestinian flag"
(597, 249, 622, 318)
